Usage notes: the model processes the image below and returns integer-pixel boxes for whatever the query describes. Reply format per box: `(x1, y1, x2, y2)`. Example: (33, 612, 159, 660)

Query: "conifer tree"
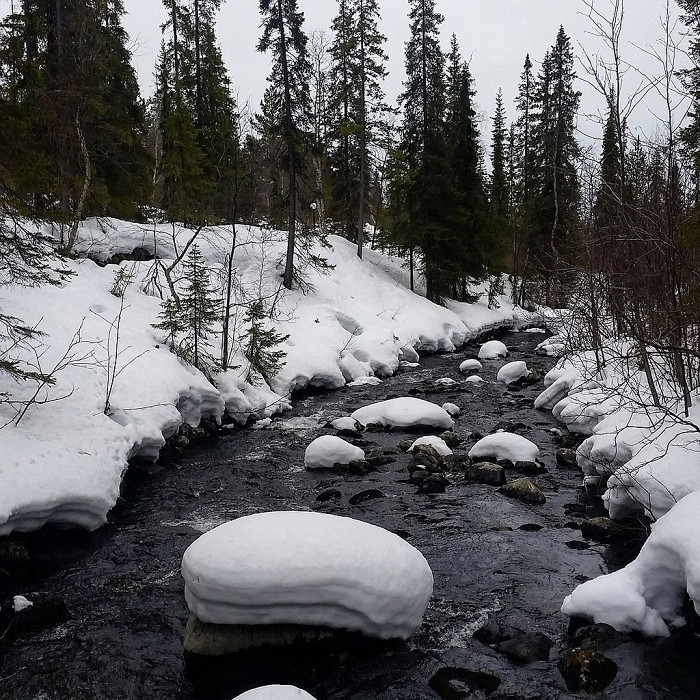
(257, 0, 315, 290)
(241, 299, 289, 386)
(490, 89, 510, 229)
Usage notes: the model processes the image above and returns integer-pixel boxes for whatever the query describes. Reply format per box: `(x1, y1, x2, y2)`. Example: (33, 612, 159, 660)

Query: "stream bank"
(1, 330, 698, 699)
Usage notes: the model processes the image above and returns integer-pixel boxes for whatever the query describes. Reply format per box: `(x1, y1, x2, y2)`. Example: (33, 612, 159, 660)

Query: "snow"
(459, 359, 482, 373)
(442, 402, 460, 417)
(408, 436, 453, 456)
(562, 490, 700, 637)
(351, 397, 454, 431)
(523, 327, 546, 334)
(496, 361, 530, 385)
(181, 511, 434, 639)
(477, 340, 508, 359)
(329, 417, 361, 432)
(468, 433, 539, 463)
(232, 688, 316, 700)
(304, 435, 365, 469)
(434, 377, 458, 386)
(465, 375, 485, 384)
(0, 218, 541, 535)
(13, 595, 33, 612)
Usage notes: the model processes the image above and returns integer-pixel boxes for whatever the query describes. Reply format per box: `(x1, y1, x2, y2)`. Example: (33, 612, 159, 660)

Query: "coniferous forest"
(2, 0, 700, 400)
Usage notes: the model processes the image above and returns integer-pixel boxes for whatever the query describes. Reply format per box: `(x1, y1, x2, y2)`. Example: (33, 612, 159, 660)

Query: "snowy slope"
(0, 218, 543, 535)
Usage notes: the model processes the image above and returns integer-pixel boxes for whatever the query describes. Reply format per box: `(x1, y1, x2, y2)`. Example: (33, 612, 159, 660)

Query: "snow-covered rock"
(459, 359, 482, 373)
(181, 511, 434, 639)
(441, 402, 460, 417)
(13, 595, 33, 612)
(329, 417, 361, 432)
(434, 377, 457, 386)
(523, 327, 546, 334)
(468, 433, 539, 463)
(232, 687, 316, 700)
(496, 361, 530, 385)
(304, 435, 365, 469)
(465, 376, 485, 384)
(562, 491, 700, 637)
(351, 398, 454, 431)
(408, 436, 452, 457)
(477, 340, 508, 359)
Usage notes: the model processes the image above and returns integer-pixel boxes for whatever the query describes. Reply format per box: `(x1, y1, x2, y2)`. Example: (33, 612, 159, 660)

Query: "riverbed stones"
(495, 631, 554, 663)
(558, 647, 618, 694)
(181, 511, 434, 641)
(429, 666, 501, 699)
(513, 460, 547, 476)
(579, 517, 627, 542)
(464, 462, 506, 486)
(499, 478, 546, 504)
(348, 489, 385, 505)
(439, 431, 461, 448)
(556, 448, 578, 467)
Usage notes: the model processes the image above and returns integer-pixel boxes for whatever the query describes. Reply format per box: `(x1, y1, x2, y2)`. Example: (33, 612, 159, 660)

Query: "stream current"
(1, 330, 699, 699)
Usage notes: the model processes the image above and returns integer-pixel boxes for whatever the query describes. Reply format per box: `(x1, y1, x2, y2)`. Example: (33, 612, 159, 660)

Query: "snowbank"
(181, 511, 434, 639)
(562, 490, 700, 637)
(0, 218, 538, 534)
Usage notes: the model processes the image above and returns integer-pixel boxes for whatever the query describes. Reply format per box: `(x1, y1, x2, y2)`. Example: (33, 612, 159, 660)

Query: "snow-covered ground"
(535, 332, 700, 636)
(0, 218, 547, 535)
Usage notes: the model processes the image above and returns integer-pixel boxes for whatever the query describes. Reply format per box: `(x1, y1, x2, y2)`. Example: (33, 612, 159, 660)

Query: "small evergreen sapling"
(241, 299, 289, 386)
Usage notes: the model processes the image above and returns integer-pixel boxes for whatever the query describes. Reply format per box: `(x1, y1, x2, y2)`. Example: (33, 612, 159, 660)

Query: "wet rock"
(408, 453, 443, 473)
(518, 523, 543, 532)
(499, 478, 546, 504)
(428, 666, 501, 698)
(440, 431, 461, 448)
(0, 541, 30, 563)
(173, 435, 190, 450)
(316, 489, 342, 503)
(347, 460, 375, 475)
(469, 431, 484, 440)
(496, 631, 554, 663)
(348, 489, 386, 505)
(558, 647, 618, 694)
(473, 617, 520, 645)
(183, 617, 335, 656)
(398, 438, 415, 452)
(556, 448, 578, 467)
(565, 540, 590, 551)
(417, 474, 449, 494)
(573, 622, 631, 650)
(366, 451, 397, 467)
(412, 444, 445, 462)
(513, 460, 547, 475)
(443, 454, 472, 471)
(336, 429, 364, 441)
(464, 462, 506, 487)
(580, 517, 626, 543)
(491, 421, 529, 434)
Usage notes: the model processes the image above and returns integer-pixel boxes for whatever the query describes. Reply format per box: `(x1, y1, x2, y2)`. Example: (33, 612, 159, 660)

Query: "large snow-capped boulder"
(478, 340, 508, 360)
(459, 359, 482, 374)
(408, 435, 452, 457)
(351, 397, 454, 431)
(496, 361, 530, 385)
(562, 491, 700, 637)
(182, 511, 434, 639)
(233, 687, 316, 700)
(304, 435, 365, 469)
(468, 432, 539, 463)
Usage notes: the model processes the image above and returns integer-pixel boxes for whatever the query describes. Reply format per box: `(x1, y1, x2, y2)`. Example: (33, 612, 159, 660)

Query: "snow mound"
(351, 398, 454, 431)
(468, 433, 539, 463)
(182, 511, 434, 639)
(496, 361, 530, 385)
(522, 327, 546, 333)
(562, 491, 700, 637)
(434, 377, 458, 386)
(477, 340, 508, 359)
(347, 376, 382, 387)
(465, 376, 485, 384)
(459, 359, 482, 373)
(304, 435, 365, 469)
(442, 402, 460, 417)
(233, 686, 316, 700)
(408, 436, 452, 456)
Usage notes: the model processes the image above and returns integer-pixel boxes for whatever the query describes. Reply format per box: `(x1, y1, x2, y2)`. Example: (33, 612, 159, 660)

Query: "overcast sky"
(0, 0, 690, 147)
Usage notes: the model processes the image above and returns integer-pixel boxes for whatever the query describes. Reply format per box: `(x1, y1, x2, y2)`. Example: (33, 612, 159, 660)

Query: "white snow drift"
(496, 361, 530, 385)
(232, 687, 316, 700)
(468, 433, 539, 463)
(562, 490, 700, 637)
(181, 511, 434, 639)
(478, 340, 508, 360)
(304, 435, 365, 469)
(351, 397, 454, 431)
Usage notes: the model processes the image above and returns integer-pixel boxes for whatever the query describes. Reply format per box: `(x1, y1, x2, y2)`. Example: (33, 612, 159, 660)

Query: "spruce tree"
(490, 89, 510, 228)
(257, 0, 315, 290)
(241, 299, 289, 386)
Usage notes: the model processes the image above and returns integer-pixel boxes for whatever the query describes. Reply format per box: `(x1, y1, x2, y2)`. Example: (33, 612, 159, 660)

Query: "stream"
(1, 330, 699, 699)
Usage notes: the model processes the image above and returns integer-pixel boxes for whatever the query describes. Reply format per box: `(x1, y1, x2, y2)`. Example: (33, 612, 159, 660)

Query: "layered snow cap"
(477, 340, 508, 360)
(182, 511, 434, 639)
(232, 686, 316, 700)
(496, 361, 530, 385)
(562, 491, 700, 637)
(351, 397, 454, 430)
(468, 432, 539, 463)
(304, 435, 365, 469)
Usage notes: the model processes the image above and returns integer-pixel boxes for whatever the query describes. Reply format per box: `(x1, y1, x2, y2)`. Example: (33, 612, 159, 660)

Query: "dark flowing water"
(1, 330, 698, 699)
